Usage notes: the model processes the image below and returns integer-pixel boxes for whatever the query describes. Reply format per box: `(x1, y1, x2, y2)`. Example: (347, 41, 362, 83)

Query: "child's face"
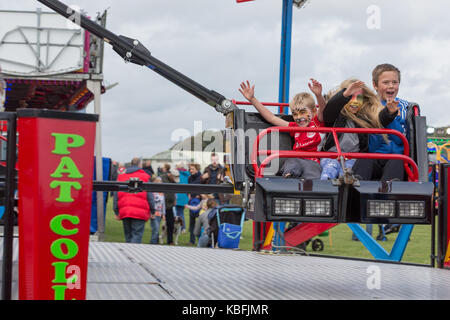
(373, 71, 400, 102)
(345, 88, 364, 114)
(291, 107, 312, 127)
(189, 166, 198, 174)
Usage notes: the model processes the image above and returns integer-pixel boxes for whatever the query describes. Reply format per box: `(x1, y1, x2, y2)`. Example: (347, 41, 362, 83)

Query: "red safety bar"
(251, 126, 419, 182)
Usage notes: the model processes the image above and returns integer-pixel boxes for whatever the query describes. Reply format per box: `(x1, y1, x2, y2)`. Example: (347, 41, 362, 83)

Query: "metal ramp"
(2, 238, 450, 300)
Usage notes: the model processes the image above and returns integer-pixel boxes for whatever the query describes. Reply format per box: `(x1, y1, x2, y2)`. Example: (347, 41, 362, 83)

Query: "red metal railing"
(251, 126, 419, 182)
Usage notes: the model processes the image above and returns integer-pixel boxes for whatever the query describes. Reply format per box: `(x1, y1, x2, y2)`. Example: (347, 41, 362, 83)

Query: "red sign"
(18, 109, 98, 300)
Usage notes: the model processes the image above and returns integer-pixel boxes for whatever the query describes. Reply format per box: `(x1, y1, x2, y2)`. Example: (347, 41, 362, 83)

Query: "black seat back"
(406, 102, 429, 182)
(231, 109, 293, 190)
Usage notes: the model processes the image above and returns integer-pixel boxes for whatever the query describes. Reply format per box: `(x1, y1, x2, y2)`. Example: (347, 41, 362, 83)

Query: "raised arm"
(239, 81, 289, 127)
(308, 78, 326, 122)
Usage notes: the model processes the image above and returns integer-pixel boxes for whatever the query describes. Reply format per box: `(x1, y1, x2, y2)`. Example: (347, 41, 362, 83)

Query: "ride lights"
(273, 198, 301, 216)
(254, 177, 339, 223)
(367, 200, 395, 218)
(397, 201, 426, 218)
(347, 180, 434, 224)
(304, 199, 332, 216)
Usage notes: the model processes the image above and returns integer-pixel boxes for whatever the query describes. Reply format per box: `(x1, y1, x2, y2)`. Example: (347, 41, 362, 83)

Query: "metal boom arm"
(36, 0, 236, 114)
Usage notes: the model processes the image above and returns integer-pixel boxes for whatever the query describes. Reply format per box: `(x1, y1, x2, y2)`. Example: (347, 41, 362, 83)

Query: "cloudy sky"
(1, 0, 450, 163)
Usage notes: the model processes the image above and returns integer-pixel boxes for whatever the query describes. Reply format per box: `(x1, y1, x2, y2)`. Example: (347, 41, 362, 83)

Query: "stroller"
(208, 204, 246, 249)
(285, 222, 327, 252)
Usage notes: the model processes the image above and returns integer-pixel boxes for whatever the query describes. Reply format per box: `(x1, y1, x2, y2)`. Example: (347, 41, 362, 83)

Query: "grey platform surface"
(2, 238, 450, 300)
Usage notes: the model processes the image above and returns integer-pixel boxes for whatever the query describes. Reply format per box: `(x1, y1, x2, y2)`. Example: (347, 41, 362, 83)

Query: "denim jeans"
(320, 158, 356, 180)
(150, 216, 162, 244)
(174, 205, 186, 230)
(122, 218, 146, 243)
(198, 232, 210, 247)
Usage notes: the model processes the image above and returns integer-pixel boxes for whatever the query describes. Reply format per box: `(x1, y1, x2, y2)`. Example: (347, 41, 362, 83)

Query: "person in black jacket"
(320, 79, 398, 180)
(202, 152, 227, 204)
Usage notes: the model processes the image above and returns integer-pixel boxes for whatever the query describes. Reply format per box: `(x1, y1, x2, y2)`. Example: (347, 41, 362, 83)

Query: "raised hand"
(308, 78, 323, 96)
(239, 81, 255, 102)
(386, 98, 400, 115)
(343, 80, 364, 97)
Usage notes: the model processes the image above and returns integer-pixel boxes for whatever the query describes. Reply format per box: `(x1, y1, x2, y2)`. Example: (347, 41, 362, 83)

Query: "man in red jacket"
(113, 157, 155, 243)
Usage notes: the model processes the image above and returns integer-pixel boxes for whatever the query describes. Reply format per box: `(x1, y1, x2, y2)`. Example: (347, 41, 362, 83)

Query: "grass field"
(103, 195, 435, 265)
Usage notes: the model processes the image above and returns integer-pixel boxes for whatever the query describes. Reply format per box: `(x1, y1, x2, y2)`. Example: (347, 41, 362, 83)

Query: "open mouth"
(295, 117, 309, 126)
(385, 90, 396, 98)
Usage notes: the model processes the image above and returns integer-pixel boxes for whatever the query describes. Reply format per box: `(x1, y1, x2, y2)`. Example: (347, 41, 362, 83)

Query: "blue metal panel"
(347, 224, 414, 261)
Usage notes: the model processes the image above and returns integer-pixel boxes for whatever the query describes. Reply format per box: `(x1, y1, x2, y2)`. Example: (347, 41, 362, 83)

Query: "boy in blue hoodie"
(352, 64, 409, 181)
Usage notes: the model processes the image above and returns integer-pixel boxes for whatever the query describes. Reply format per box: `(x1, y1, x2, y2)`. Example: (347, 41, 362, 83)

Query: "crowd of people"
(239, 63, 409, 241)
(111, 153, 228, 246)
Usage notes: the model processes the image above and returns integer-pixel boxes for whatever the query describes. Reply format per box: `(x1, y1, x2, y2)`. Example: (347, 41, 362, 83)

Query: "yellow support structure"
(263, 223, 274, 248)
(445, 243, 450, 265)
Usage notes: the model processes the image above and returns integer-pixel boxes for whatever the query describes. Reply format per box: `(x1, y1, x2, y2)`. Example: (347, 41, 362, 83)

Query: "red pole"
(18, 109, 98, 300)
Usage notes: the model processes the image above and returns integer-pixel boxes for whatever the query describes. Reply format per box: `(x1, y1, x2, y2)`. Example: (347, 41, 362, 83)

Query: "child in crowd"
(185, 194, 213, 244)
(150, 176, 165, 244)
(185, 194, 211, 215)
(238, 79, 326, 179)
(351, 63, 410, 182)
(319, 79, 398, 180)
(193, 198, 218, 248)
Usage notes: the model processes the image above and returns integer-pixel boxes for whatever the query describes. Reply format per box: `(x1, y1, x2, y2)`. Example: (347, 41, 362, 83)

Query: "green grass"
(104, 195, 434, 265)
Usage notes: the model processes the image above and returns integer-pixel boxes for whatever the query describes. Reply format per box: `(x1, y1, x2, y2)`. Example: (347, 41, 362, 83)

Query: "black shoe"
(376, 234, 387, 241)
(385, 225, 400, 235)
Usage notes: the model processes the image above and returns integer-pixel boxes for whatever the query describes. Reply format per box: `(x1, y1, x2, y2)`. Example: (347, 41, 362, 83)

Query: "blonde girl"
(320, 79, 398, 180)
